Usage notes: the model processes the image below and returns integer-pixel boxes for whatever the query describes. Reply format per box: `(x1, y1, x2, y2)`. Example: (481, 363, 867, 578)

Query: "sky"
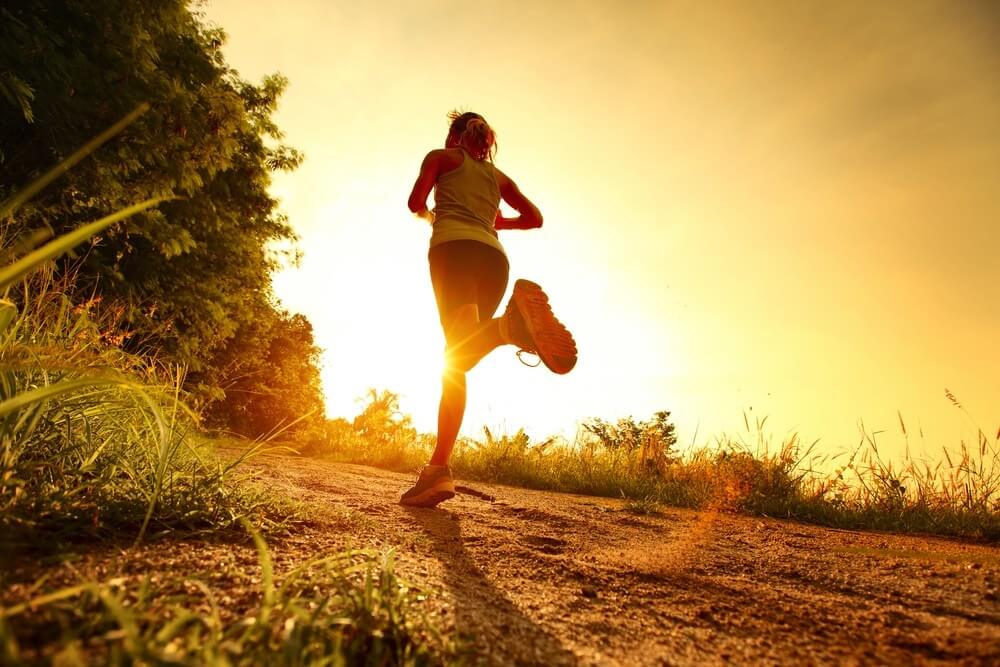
(203, 0, 998, 462)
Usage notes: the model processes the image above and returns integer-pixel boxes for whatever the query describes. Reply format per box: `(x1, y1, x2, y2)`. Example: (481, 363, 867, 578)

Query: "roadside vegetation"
(2, 0, 995, 662)
(1, 3, 451, 663)
(1, 522, 454, 666)
(317, 390, 1000, 542)
(0, 262, 285, 550)
(0, 124, 449, 664)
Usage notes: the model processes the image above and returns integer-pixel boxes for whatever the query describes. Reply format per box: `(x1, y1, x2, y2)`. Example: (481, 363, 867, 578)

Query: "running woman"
(400, 110, 577, 508)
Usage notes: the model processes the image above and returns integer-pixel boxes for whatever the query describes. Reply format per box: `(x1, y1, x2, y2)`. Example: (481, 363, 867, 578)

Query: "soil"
(6, 451, 1000, 665)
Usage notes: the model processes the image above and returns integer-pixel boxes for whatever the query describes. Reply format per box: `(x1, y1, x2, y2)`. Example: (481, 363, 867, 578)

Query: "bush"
(0, 118, 296, 551)
(0, 265, 292, 552)
(317, 392, 1000, 541)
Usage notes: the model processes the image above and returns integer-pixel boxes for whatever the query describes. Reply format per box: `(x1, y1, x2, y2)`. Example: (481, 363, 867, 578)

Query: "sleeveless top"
(429, 151, 505, 256)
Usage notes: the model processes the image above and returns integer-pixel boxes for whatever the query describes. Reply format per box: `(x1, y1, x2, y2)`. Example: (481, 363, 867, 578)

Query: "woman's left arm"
(408, 150, 441, 221)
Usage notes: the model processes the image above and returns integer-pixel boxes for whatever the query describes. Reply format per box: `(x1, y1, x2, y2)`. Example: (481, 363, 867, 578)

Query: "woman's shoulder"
(491, 164, 510, 188)
(431, 148, 466, 178)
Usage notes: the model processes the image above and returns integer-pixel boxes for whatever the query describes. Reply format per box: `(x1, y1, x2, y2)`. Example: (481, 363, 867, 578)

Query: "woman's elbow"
(531, 211, 544, 229)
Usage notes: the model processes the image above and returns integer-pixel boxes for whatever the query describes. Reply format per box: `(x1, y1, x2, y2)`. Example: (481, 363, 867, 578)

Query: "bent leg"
(424, 242, 511, 469)
(445, 304, 506, 374)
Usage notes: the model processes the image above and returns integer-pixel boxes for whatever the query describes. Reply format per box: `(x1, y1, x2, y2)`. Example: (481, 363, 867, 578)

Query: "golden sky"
(205, 0, 998, 460)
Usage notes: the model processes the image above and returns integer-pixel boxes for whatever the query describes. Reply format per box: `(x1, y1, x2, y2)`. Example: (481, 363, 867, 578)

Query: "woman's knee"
(440, 365, 467, 389)
(444, 347, 477, 373)
(443, 303, 481, 372)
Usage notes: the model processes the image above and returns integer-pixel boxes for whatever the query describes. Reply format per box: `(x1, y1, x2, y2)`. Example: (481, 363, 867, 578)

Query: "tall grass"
(317, 391, 1000, 541)
(1, 111, 457, 664)
(0, 522, 455, 666)
(0, 106, 294, 552)
(0, 267, 291, 551)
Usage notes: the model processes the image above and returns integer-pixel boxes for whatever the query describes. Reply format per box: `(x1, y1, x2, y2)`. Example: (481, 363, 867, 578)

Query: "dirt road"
(6, 452, 999, 665)
(246, 453, 999, 665)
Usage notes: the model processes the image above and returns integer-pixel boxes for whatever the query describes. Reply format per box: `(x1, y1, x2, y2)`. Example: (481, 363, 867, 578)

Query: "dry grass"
(1, 112, 455, 665)
(314, 391, 1000, 541)
(0, 523, 456, 666)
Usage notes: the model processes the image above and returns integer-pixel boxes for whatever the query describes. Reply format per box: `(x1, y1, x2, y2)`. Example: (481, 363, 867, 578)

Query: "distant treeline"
(0, 0, 325, 438)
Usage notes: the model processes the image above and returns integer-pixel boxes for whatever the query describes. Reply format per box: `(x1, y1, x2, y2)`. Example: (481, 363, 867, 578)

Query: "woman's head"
(446, 110, 496, 161)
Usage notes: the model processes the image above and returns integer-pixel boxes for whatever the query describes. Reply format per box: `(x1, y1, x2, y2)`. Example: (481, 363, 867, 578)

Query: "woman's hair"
(447, 110, 497, 161)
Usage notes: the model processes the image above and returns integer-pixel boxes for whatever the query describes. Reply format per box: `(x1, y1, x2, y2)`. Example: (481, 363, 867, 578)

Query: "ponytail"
(447, 110, 497, 161)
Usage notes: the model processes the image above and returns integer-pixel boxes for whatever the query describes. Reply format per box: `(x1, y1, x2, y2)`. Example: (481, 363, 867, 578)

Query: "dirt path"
(243, 453, 1000, 665)
(6, 452, 999, 665)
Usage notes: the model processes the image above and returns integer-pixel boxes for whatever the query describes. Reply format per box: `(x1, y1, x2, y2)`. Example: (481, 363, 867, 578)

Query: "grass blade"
(0, 103, 149, 219)
(0, 378, 128, 419)
(0, 197, 168, 292)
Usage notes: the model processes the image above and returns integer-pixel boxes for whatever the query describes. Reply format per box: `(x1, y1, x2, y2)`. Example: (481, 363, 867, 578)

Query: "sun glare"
(228, 0, 998, 458)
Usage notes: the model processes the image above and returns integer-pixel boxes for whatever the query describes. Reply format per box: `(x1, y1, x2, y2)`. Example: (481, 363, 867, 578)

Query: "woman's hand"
(415, 208, 434, 224)
(495, 212, 542, 230)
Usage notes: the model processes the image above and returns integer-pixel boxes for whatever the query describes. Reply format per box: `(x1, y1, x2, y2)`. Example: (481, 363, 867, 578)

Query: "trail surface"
(7, 452, 999, 665)
(249, 453, 999, 665)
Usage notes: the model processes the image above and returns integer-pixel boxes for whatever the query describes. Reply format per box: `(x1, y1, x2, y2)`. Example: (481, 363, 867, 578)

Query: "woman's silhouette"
(400, 111, 577, 507)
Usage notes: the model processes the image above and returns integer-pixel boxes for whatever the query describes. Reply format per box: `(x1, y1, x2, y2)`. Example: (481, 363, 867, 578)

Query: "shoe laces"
(516, 349, 542, 367)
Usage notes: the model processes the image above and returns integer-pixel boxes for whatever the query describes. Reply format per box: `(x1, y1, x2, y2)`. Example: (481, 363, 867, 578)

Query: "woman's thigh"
(428, 241, 509, 331)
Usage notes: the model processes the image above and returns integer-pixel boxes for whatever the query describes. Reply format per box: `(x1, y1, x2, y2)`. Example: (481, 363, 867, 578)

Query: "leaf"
(0, 378, 131, 420)
(0, 197, 168, 291)
(0, 71, 35, 123)
(0, 103, 149, 218)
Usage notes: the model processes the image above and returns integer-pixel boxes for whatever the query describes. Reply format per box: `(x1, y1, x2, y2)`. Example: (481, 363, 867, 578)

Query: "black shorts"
(428, 240, 509, 331)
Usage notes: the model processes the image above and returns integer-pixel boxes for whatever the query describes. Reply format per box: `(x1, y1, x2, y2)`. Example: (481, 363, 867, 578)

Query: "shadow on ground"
(405, 507, 580, 666)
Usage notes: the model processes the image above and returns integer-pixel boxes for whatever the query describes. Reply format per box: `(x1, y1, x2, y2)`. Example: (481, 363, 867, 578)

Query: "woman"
(400, 110, 577, 508)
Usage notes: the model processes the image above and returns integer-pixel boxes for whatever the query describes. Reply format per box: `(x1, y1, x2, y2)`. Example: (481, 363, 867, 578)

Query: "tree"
(0, 1, 320, 424)
(352, 389, 417, 449)
(583, 411, 679, 472)
(199, 306, 326, 439)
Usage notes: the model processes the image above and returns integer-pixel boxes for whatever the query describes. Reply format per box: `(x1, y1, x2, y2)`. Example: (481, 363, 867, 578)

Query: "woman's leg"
(429, 304, 503, 465)
(426, 244, 510, 466)
(443, 306, 506, 372)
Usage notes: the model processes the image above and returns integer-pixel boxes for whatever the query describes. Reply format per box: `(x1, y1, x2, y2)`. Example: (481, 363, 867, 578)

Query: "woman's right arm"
(494, 168, 543, 230)
(408, 150, 442, 221)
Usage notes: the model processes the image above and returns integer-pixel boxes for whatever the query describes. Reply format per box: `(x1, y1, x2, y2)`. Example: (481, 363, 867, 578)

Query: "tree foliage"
(583, 412, 678, 459)
(351, 389, 417, 449)
(200, 309, 326, 439)
(0, 0, 324, 436)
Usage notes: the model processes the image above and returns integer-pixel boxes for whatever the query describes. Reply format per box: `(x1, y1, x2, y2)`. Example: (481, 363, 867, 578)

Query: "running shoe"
(503, 279, 577, 374)
(399, 465, 456, 508)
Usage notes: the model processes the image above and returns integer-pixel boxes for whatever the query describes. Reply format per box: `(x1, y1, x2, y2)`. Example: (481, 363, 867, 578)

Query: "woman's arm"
(494, 168, 543, 230)
(408, 150, 442, 221)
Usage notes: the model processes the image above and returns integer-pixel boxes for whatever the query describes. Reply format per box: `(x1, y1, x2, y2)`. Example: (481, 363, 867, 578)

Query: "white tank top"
(430, 151, 505, 256)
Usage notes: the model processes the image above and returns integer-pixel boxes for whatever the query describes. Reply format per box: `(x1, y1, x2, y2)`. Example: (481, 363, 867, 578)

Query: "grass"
(316, 391, 1000, 542)
(0, 522, 457, 666)
(0, 107, 301, 553)
(622, 493, 662, 516)
(1, 112, 459, 665)
(0, 266, 298, 553)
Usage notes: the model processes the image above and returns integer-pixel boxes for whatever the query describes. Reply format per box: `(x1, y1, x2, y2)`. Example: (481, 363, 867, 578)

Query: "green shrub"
(0, 108, 295, 551)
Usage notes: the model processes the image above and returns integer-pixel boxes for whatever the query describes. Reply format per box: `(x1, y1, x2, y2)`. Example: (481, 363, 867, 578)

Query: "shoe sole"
(511, 279, 577, 374)
(399, 479, 456, 508)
